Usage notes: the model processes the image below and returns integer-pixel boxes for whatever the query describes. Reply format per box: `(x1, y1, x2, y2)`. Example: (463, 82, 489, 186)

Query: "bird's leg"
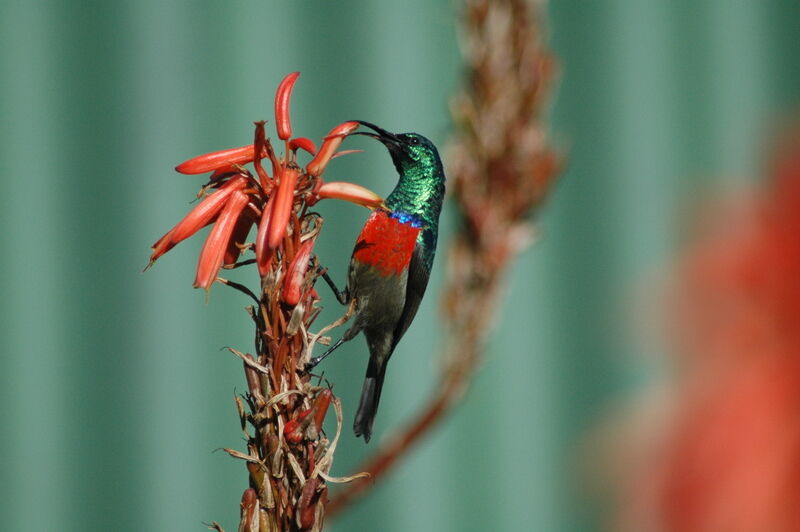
(306, 316, 359, 370)
(306, 336, 346, 370)
(303, 297, 358, 372)
(319, 266, 349, 305)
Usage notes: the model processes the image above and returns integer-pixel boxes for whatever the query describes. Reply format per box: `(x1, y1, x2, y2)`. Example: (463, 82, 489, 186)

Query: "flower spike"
(149, 72, 379, 529)
(275, 72, 300, 141)
(194, 190, 250, 291)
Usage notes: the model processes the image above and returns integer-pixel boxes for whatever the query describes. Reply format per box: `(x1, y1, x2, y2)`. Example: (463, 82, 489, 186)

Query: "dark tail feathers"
(353, 357, 388, 443)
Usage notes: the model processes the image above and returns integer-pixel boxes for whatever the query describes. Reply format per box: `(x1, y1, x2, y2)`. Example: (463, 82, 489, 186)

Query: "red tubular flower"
(275, 72, 300, 141)
(316, 181, 386, 209)
(267, 168, 300, 250)
(282, 238, 316, 306)
(175, 145, 265, 175)
(194, 190, 250, 290)
(305, 121, 360, 176)
(149, 176, 248, 266)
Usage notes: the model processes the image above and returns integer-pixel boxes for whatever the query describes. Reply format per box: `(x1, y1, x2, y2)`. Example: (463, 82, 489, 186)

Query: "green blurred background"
(2, 1, 799, 530)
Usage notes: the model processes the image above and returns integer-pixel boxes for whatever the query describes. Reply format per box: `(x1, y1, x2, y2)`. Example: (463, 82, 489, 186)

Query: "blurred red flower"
(618, 127, 800, 532)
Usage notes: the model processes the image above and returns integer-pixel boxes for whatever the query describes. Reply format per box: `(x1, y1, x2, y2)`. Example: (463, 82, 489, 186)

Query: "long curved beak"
(350, 120, 401, 147)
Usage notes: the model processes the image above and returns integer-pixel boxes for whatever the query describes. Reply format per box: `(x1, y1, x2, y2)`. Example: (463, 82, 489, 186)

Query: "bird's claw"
(304, 356, 323, 373)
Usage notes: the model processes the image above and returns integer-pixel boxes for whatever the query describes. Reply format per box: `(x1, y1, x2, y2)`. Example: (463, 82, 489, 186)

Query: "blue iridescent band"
(389, 211, 424, 228)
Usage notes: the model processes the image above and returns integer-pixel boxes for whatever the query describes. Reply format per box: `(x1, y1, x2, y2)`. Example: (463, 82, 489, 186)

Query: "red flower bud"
(283, 409, 311, 444)
(194, 190, 250, 290)
(175, 145, 265, 175)
(312, 389, 332, 432)
(223, 210, 256, 267)
(288, 137, 317, 155)
(298, 478, 320, 529)
(283, 420, 302, 444)
(267, 168, 300, 250)
(305, 121, 360, 176)
(275, 72, 300, 141)
(254, 195, 275, 276)
(282, 238, 316, 306)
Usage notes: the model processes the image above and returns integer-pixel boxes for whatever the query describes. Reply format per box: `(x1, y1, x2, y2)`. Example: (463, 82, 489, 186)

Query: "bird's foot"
(315, 263, 349, 305)
(303, 336, 346, 373)
(304, 355, 325, 372)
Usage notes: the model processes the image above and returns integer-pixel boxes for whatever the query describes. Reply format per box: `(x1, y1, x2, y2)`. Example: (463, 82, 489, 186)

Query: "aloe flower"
(148, 72, 384, 292)
(148, 72, 382, 531)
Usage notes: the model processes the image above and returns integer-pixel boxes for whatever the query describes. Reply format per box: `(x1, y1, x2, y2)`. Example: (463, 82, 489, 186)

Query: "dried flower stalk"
(328, 0, 561, 516)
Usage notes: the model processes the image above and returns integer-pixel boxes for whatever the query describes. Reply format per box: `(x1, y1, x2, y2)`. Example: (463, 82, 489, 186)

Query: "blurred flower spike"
(147, 72, 385, 292)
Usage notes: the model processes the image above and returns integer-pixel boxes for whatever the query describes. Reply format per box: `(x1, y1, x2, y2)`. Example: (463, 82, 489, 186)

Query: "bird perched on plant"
(309, 120, 446, 442)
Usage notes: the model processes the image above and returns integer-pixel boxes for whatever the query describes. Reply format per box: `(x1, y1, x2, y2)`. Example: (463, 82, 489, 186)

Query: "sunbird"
(310, 120, 446, 442)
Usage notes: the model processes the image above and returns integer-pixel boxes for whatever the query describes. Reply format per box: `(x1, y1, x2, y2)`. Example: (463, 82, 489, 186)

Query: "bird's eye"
(407, 136, 420, 145)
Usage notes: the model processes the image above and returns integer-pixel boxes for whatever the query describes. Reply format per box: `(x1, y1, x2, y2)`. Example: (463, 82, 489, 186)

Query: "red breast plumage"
(351, 210, 421, 276)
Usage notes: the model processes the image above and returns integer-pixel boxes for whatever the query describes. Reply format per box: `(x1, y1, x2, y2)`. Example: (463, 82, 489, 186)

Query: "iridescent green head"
(352, 121, 444, 182)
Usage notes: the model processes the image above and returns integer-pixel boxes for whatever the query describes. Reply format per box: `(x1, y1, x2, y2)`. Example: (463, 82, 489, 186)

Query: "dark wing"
(390, 245, 432, 351)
